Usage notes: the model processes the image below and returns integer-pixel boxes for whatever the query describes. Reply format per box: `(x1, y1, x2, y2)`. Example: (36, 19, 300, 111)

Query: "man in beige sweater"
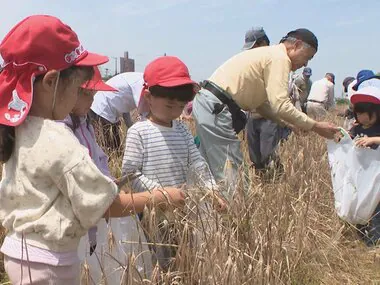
(192, 28, 338, 182)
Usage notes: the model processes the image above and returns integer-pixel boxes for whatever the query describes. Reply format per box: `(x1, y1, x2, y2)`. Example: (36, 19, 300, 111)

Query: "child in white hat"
(348, 78, 380, 246)
(350, 78, 380, 149)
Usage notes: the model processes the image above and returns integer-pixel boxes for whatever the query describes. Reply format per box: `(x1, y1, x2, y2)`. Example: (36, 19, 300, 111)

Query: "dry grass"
(2, 110, 380, 284)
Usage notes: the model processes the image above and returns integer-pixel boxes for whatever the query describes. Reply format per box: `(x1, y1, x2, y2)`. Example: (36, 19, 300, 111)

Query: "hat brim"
(74, 52, 109, 67)
(352, 75, 380, 91)
(351, 94, 380, 105)
(242, 41, 256, 50)
(157, 77, 200, 90)
(83, 80, 118, 92)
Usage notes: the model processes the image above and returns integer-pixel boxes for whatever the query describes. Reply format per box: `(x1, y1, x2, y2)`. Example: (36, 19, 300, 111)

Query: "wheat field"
(1, 109, 380, 284)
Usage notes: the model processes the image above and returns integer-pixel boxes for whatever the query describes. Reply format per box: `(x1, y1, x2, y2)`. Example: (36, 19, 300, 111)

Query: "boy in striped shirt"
(122, 56, 226, 269)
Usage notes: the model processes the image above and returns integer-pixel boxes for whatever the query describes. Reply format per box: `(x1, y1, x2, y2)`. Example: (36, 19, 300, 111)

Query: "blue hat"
(242, 27, 270, 50)
(303, 67, 312, 76)
(352, 69, 377, 90)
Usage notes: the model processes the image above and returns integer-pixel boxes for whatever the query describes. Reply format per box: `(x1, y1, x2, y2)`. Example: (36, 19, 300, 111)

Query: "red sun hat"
(0, 15, 109, 126)
(82, 67, 118, 92)
(143, 56, 199, 90)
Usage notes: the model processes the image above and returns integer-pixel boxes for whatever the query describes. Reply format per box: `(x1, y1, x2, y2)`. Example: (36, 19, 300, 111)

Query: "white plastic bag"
(78, 216, 153, 283)
(327, 129, 380, 224)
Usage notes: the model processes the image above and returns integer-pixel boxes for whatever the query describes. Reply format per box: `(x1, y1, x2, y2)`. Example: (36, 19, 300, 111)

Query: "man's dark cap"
(325, 73, 335, 84)
(342, 76, 355, 91)
(280, 28, 318, 51)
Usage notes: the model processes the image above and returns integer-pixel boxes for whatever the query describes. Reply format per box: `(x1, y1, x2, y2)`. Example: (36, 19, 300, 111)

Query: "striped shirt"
(122, 119, 215, 192)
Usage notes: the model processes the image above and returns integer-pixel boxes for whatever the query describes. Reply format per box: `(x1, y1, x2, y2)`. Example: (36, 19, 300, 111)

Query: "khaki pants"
(306, 101, 327, 120)
(192, 89, 242, 182)
(4, 255, 80, 285)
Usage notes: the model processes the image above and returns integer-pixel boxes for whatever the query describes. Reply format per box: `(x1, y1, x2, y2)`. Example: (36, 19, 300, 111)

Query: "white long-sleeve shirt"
(307, 78, 335, 110)
(91, 72, 144, 123)
(122, 119, 215, 192)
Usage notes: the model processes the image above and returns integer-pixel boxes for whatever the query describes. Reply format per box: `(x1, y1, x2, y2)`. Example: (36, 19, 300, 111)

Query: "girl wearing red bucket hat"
(0, 15, 183, 284)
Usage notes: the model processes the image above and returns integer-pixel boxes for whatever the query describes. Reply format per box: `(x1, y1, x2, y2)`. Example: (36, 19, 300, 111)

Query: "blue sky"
(1, 0, 379, 96)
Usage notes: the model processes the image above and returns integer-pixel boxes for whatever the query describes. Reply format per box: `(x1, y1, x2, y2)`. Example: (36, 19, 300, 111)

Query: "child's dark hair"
(353, 102, 380, 125)
(149, 84, 195, 102)
(0, 65, 94, 163)
(68, 113, 91, 132)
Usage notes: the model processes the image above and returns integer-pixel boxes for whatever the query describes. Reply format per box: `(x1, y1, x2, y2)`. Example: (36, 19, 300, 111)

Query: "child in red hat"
(63, 67, 153, 281)
(0, 15, 182, 284)
(122, 56, 227, 270)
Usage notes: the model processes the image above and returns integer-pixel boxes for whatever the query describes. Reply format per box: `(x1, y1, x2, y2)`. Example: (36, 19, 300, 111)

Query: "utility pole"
(112, 57, 118, 75)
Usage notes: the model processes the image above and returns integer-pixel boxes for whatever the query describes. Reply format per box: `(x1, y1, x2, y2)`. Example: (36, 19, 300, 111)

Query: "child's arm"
(104, 187, 186, 218)
(355, 136, 380, 148)
(121, 126, 161, 192)
(58, 142, 184, 230)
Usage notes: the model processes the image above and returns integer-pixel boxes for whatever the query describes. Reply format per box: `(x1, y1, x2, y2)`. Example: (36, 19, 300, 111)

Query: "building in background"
(120, 51, 135, 73)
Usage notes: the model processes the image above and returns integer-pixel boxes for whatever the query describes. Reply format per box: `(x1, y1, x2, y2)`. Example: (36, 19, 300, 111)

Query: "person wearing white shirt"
(290, 67, 313, 113)
(90, 72, 145, 152)
(306, 73, 335, 119)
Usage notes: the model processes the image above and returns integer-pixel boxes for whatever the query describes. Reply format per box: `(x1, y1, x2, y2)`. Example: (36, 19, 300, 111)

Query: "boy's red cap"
(0, 15, 109, 126)
(82, 67, 118, 92)
(143, 56, 198, 89)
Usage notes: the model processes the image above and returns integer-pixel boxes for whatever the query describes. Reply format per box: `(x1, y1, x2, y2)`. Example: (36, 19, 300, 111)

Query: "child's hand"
(213, 193, 228, 213)
(153, 187, 186, 209)
(355, 136, 376, 148)
(207, 190, 228, 213)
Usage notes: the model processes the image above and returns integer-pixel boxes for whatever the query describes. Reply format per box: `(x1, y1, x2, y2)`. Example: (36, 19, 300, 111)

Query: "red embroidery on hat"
(65, 54, 74, 64)
(64, 44, 86, 64)
(4, 90, 28, 123)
